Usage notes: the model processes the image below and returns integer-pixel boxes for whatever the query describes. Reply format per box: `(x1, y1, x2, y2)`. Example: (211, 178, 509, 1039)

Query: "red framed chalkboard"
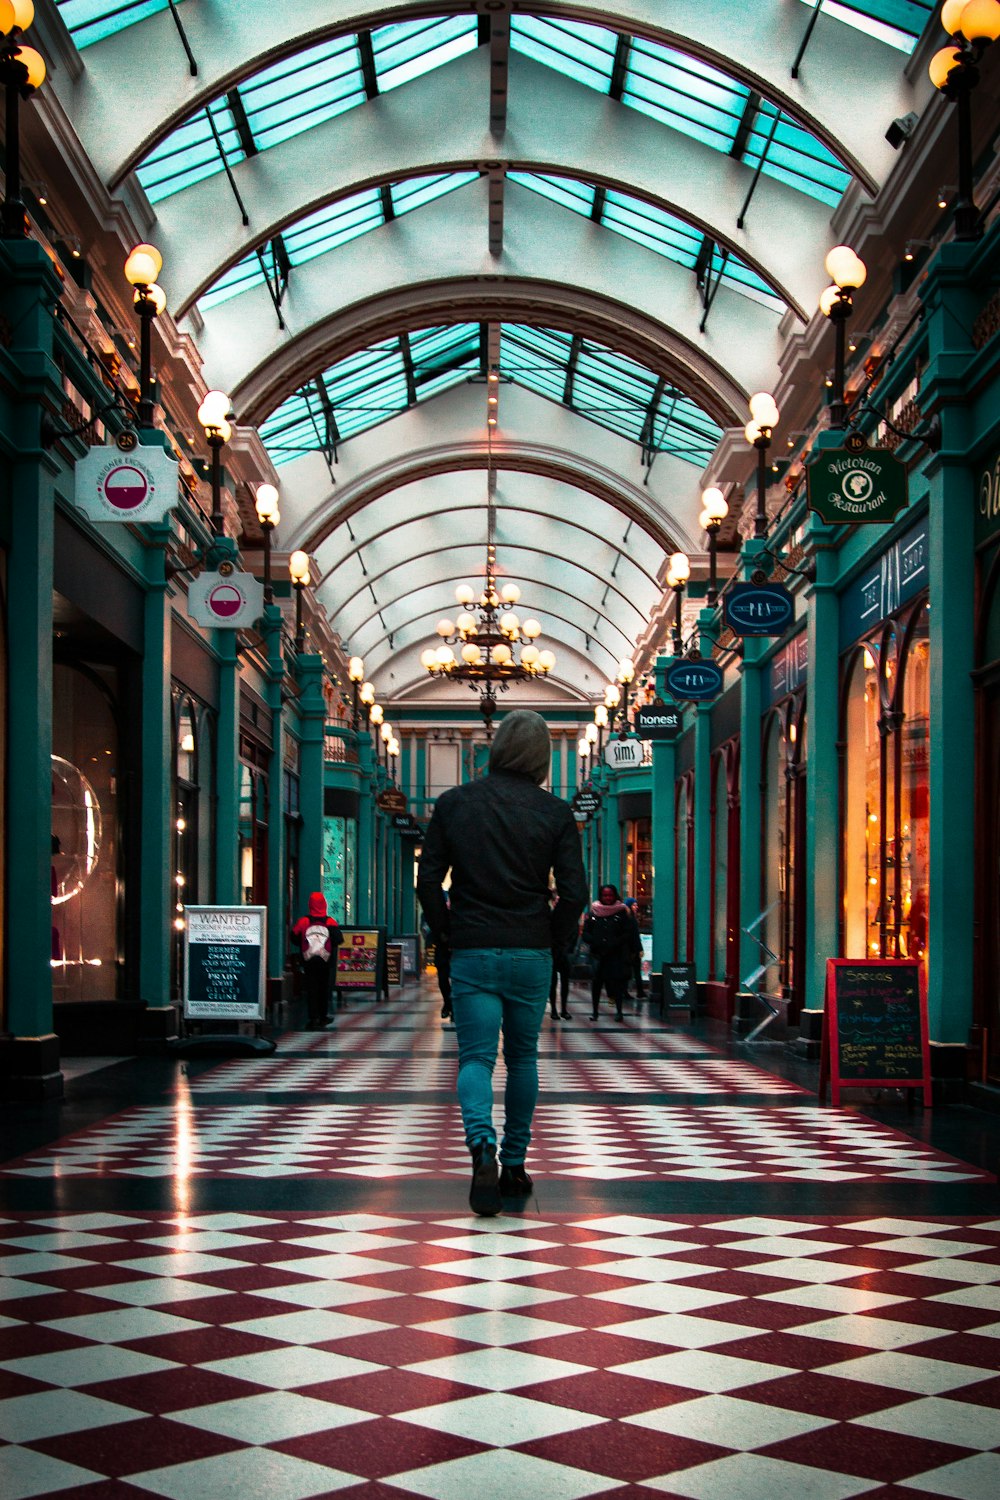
(819, 959, 931, 1108)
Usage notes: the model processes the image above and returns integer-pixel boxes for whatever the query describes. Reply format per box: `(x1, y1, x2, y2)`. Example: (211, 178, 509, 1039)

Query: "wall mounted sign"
(391, 812, 422, 838)
(183, 906, 266, 1022)
(839, 514, 928, 650)
(724, 581, 795, 637)
(74, 435, 179, 525)
(603, 737, 644, 769)
(664, 658, 724, 702)
(819, 959, 931, 1108)
(769, 629, 808, 705)
(634, 705, 682, 740)
(187, 566, 264, 630)
(806, 443, 909, 525)
(976, 449, 1000, 545)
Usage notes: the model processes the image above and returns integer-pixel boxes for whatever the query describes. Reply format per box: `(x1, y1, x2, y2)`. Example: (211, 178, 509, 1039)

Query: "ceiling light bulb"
(436, 645, 454, 665)
(669, 552, 691, 584)
(521, 645, 540, 666)
(349, 655, 365, 681)
(492, 643, 512, 664)
(745, 420, 763, 445)
(824, 244, 867, 289)
(456, 612, 477, 634)
(288, 549, 310, 583)
(748, 392, 780, 427)
(538, 649, 555, 671)
(701, 486, 729, 523)
(500, 584, 521, 604)
(255, 483, 279, 523)
(124, 241, 162, 286)
(462, 643, 482, 664)
(435, 618, 455, 638)
(585, 722, 599, 743)
(595, 704, 608, 727)
(455, 584, 475, 605)
(522, 618, 542, 639)
(360, 681, 375, 703)
(420, 648, 438, 670)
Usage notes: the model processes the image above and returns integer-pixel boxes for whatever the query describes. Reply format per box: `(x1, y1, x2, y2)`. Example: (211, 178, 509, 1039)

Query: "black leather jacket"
(417, 770, 587, 951)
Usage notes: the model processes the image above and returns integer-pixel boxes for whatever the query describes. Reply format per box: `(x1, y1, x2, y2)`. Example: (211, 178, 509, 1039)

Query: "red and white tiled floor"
(2, 988, 998, 1498)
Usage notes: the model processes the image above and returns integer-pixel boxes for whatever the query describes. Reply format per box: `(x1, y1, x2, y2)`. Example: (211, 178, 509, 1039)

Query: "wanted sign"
(183, 906, 266, 1021)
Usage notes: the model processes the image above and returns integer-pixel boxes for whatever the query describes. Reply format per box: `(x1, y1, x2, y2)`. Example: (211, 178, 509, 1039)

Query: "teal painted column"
(296, 653, 326, 899)
(415, 736, 427, 822)
(803, 507, 842, 1012)
(262, 606, 286, 980)
(736, 541, 769, 982)
(603, 775, 623, 892)
(356, 737, 376, 922)
(920, 242, 981, 1042)
(213, 629, 241, 903)
(139, 524, 173, 1006)
(651, 652, 676, 969)
(1, 242, 63, 1094)
(692, 613, 719, 979)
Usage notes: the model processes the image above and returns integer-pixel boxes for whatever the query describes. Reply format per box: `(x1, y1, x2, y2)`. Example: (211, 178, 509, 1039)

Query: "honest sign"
(183, 906, 266, 1021)
(664, 659, 724, 702)
(74, 439, 179, 525)
(807, 446, 909, 525)
(604, 737, 644, 769)
(725, 582, 794, 637)
(635, 706, 682, 739)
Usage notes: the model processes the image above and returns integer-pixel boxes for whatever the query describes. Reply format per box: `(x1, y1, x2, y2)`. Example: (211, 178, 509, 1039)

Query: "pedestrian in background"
(417, 710, 587, 1215)
(583, 884, 632, 1023)
(292, 892, 344, 1029)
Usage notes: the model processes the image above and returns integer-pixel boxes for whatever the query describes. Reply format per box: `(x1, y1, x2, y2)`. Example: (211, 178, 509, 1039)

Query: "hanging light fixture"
(422, 417, 555, 737)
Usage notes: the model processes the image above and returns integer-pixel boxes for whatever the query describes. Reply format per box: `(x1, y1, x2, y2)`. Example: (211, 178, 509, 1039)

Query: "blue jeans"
(450, 947, 551, 1164)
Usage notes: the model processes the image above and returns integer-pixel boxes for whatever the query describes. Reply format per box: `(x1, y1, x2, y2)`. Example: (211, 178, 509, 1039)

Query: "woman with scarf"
(583, 884, 632, 1023)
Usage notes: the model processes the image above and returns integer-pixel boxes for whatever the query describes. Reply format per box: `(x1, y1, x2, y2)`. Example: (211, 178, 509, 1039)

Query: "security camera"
(885, 112, 918, 149)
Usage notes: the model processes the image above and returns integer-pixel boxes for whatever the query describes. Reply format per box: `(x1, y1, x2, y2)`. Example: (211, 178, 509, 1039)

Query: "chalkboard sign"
(386, 943, 403, 987)
(184, 906, 266, 1021)
(819, 959, 931, 1107)
(391, 933, 420, 977)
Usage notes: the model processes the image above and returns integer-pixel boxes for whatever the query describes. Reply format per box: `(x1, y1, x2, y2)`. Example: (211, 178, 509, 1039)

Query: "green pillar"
(296, 653, 326, 898)
(262, 606, 286, 980)
(736, 541, 769, 981)
(0, 242, 62, 1095)
(214, 629, 241, 903)
(692, 613, 719, 979)
(651, 652, 677, 969)
(415, 736, 427, 822)
(356, 737, 376, 923)
(603, 774, 623, 892)
(139, 525, 173, 1006)
(920, 242, 980, 1042)
(803, 507, 842, 1011)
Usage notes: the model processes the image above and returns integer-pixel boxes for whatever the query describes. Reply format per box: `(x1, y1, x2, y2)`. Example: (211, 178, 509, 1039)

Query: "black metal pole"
(261, 521, 273, 604)
(672, 584, 684, 652)
(137, 294, 155, 427)
(209, 434, 224, 535)
(707, 526, 719, 605)
(294, 581, 305, 652)
(351, 681, 359, 731)
(754, 438, 769, 539)
(2, 73, 25, 239)
(954, 71, 981, 241)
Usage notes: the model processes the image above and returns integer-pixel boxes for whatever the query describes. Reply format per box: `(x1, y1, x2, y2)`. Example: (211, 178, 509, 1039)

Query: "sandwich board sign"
(183, 906, 266, 1021)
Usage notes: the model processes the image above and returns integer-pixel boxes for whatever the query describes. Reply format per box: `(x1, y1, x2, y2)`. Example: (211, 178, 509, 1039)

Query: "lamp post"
(744, 392, 780, 538)
(616, 658, 635, 733)
(699, 487, 729, 605)
(254, 483, 279, 605)
(1, 3, 46, 240)
(667, 551, 691, 653)
(124, 243, 166, 428)
(359, 680, 375, 724)
(197, 390, 232, 536)
(819, 245, 867, 430)
(289, 549, 310, 652)
(578, 736, 591, 787)
(370, 702, 384, 758)
(348, 656, 365, 729)
(594, 702, 609, 752)
(930, 1, 1000, 241)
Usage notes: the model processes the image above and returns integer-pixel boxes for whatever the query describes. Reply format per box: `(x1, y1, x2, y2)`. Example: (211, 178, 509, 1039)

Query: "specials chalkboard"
(819, 959, 931, 1107)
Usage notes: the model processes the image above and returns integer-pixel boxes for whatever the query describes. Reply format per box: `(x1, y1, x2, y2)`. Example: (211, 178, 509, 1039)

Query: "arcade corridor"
(1, 987, 999, 1500)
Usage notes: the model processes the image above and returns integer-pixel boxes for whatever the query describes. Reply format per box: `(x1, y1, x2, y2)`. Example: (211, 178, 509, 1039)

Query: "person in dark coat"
(291, 892, 343, 1029)
(549, 893, 573, 1021)
(417, 710, 587, 1215)
(583, 884, 633, 1023)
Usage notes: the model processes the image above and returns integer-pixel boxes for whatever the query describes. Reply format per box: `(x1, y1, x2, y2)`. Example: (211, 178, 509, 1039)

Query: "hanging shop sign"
(183, 906, 266, 1022)
(724, 581, 795, 637)
(377, 788, 407, 813)
(604, 737, 644, 770)
(391, 812, 423, 838)
(819, 959, 931, 1108)
(74, 433, 179, 525)
(572, 787, 602, 818)
(664, 658, 724, 702)
(806, 437, 909, 526)
(769, 629, 808, 705)
(634, 706, 682, 740)
(188, 565, 264, 630)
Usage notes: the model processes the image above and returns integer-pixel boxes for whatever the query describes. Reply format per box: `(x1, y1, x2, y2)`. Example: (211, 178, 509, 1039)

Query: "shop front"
(760, 632, 808, 1022)
(974, 447, 1000, 1083)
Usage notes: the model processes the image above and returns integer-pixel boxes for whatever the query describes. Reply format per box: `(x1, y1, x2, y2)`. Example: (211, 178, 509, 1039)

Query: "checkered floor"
(2, 987, 998, 1496)
(2, 1212, 1000, 1499)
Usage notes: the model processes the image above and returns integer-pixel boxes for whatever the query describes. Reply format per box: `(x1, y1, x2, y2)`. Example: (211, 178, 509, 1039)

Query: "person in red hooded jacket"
(292, 892, 344, 1029)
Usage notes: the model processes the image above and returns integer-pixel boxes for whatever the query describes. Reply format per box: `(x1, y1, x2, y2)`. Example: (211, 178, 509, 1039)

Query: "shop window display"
(322, 814, 357, 922)
(760, 700, 807, 1008)
(51, 663, 121, 1002)
(623, 817, 651, 924)
(842, 600, 929, 969)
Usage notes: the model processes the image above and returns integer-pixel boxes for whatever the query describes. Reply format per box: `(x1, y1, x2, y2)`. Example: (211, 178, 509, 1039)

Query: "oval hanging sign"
(664, 658, 724, 702)
(724, 581, 795, 637)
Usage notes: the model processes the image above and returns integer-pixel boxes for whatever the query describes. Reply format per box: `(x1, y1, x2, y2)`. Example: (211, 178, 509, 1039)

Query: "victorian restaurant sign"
(806, 443, 908, 526)
(74, 435, 179, 525)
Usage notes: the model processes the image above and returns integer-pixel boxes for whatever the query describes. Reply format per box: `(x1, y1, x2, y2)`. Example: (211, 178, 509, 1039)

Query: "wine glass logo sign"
(99, 462, 152, 512)
(50, 756, 102, 905)
(205, 581, 246, 620)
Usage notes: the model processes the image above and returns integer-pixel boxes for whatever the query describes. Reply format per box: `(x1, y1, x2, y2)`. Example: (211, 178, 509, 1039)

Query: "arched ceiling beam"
(326, 541, 650, 645)
(201, 179, 778, 427)
(157, 49, 827, 320)
(70, 2, 914, 198)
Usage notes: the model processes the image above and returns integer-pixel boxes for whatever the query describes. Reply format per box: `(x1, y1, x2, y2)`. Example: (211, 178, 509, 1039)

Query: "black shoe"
(591, 1010, 598, 1021)
(636, 989, 647, 999)
(499, 1162, 533, 1197)
(441, 1006, 452, 1019)
(469, 1140, 501, 1217)
(560, 1008, 571, 1019)
(616, 1009, 625, 1022)
(550, 1008, 558, 1020)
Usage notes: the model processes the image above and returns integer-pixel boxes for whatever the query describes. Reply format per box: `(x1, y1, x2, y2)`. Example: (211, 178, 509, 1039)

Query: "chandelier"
(420, 454, 555, 736)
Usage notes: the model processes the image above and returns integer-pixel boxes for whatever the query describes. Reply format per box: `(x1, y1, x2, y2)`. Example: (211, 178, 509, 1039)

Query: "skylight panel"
(798, 0, 932, 52)
(508, 173, 596, 216)
(137, 101, 242, 203)
(56, 0, 184, 48)
(510, 15, 618, 91)
(373, 15, 479, 92)
(744, 104, 850, 205)
(624, 42, 747, 154)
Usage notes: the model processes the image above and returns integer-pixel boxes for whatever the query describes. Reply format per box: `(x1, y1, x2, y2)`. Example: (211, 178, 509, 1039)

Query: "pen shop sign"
(74, 433, 179, 525)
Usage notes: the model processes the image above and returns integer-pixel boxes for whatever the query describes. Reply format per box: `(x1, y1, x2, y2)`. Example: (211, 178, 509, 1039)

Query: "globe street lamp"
(254, 483, 279, 604)
(930, 0, 1000, 240)
(288, 549, 310, 652)
(578, 736, 591, 786)
(359, 680, 375, 724)
(744, 392, 780, 538)
(197, 390, 232, 536)
(667, 551, 691, 654)
(124, 243, 166, 428)
(1, 2, 46, 240)
(699, 487, 729, 605)
(819, 245, 867, 430)
(594, 702, 609, 752)
(348, 656, 365, 730)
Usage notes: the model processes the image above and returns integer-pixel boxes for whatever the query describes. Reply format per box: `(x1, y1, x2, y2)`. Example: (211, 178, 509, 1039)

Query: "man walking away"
(292, 892, 344, 1029)
(417, 711, 587, 1215)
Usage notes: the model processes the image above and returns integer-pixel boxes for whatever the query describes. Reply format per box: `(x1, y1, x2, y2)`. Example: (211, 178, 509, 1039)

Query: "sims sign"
(603, 737, 644, 770)
(74, 437, 179, 525)
(188, 568, 264, 630)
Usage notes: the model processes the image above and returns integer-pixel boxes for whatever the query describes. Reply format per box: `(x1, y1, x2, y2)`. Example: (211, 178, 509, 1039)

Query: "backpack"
(302, 921, 333, 961)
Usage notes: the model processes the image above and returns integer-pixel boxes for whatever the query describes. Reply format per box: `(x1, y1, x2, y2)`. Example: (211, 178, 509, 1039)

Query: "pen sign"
(725, 582, 794, 637)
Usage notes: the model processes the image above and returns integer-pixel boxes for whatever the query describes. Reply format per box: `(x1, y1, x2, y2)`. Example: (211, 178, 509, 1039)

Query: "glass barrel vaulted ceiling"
(49, 1, 939, 698)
